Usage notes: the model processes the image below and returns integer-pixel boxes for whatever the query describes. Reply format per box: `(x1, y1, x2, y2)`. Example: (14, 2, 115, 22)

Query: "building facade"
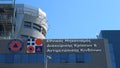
(0, 39, 111, 68)
(0, 4, 48, 39)
(99, 30, 120, 68)
(0, 4, 48, 68)
(0, 3, 111, 68)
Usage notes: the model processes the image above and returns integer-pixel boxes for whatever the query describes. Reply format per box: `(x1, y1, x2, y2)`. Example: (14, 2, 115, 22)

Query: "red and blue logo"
(8, 39, 24, 53)
(27, 39, 43, 53)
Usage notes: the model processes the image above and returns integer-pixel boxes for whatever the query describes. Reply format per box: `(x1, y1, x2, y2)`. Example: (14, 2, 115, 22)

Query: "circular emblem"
(27, 46, 34, 53)
(8, 39, 24, 53)
(35, 39, 43, 45)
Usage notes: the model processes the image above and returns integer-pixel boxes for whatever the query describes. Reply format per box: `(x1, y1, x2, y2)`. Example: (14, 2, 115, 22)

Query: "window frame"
(24, 21, 32, 28)
(33, 23, 41, 32)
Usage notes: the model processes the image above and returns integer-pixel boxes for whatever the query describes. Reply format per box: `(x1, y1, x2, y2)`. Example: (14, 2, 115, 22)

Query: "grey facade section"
(0, 64, 44, 68)
(0, 39, 111, 68)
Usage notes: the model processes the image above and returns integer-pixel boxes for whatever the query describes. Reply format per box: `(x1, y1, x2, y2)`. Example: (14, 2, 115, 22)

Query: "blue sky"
(16, 0, 120, 39)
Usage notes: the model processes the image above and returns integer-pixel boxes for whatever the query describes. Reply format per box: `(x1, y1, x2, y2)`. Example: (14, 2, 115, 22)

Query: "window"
(41, 27, 46, 36)
(0, 54, 44, 64)
(76, 53, 92, 63)
(68, 54, 76, 63)
(33, 23, 41, 32)
(36, 54, 44, 63)
(0, 54, 5, 63)
(60, 54, 68, 63)
(47, 54, 60, 63)
(24, 21, 31, 28)
(0, 54, 14, 63)
(76, 54, 85, 63)
(14, 54, 21, 63)
(28, 54, 37, 63)
(21, 35, 28, 39)
(30, 36, 35, 39)
(5, 55, 14, 63)
(45, 53, 92, 63)
(84, 53, 92, 63)
(21, 54, 28, 63)
(0, 53, 92, 64)
(0, 24, 4, 32)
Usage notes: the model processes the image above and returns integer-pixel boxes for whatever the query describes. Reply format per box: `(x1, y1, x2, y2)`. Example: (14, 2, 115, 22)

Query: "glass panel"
(60, 54, 68, 63)
(0, 54, 5, 63)
(28, 54, 37, 63)
(76, 53, 92, 63)
(14, 54, 21, 63)
(36, 54, 44, 63)
(68, 54, 76, 63)
(30, 36, 35, 39)
(5, 54, 14, 63)
(76, 54, 85, 63)
(41, 27, 46, 36)
(21, 54, 28, 63)
(21, 35, 28, 39)
(24, 21, 31, 28)
(84, 53, 92, 63)
(33, 23, 41, 32)
(47, 54, 60, 63)
(52, 54, 60, 63)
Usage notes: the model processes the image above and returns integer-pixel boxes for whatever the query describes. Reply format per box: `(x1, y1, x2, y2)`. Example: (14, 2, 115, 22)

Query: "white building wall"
(15, 4, 48, 39)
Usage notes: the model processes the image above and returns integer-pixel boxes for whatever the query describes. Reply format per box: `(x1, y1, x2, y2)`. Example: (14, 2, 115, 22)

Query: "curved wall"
(15, 4, 48, 39)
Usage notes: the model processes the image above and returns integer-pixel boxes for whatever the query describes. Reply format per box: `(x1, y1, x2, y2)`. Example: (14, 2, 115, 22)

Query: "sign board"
(0, 39, 111, 68)
(44, 39, 105, 53)
(0, 39, 107, 54)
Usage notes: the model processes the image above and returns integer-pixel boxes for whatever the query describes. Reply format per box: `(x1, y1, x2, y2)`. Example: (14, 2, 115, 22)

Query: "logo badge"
(27, 46, 35, 53)
(27, 39, 43, 53)
(8, 39, 24, 53)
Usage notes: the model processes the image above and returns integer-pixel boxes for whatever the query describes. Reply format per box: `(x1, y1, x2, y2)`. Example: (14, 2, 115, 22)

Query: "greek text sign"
(44, 39, 105, 53)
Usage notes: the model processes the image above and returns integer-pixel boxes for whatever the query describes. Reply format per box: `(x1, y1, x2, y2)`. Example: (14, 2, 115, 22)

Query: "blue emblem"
(8, 39, 24, 53)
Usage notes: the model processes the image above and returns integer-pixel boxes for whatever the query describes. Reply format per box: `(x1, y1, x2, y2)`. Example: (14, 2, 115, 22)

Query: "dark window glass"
(36, 54, 44, 63)
(21, 54, 28, 63)
(28, 54, 37, 63)
(109, 44, 116, 68)
(76, 54, 85, 63)
(52, 54, 60, 63)
(46, 53, 91, 63)
(14, 54, 21, 63)
(41, 27, 46, 36)
(0, 54, 5, 63)
(84, 53, 92, 63)
(30, 36, 35, 39)
(21, 35, 28, 39)
(24, 21, 31, 28)
(0, 54, 14, 63)
(5, 54, 14, 63)
(68, 54, 76, 63)
(60, 54, 68, 63)
(0, 54, 44, 63)
(47, 54, 60, 63)
(0, 53, 92, 63)
(76, 53, 92, 63)
(33, 23, 41, 32)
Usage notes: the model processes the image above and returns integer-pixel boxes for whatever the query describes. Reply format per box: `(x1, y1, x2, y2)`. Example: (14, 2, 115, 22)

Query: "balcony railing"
(0, 31, 12, 39)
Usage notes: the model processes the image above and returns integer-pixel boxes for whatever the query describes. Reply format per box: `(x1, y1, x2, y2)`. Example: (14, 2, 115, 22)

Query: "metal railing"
(0, 31, 12, 39)
(0, 14, 12, 21)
